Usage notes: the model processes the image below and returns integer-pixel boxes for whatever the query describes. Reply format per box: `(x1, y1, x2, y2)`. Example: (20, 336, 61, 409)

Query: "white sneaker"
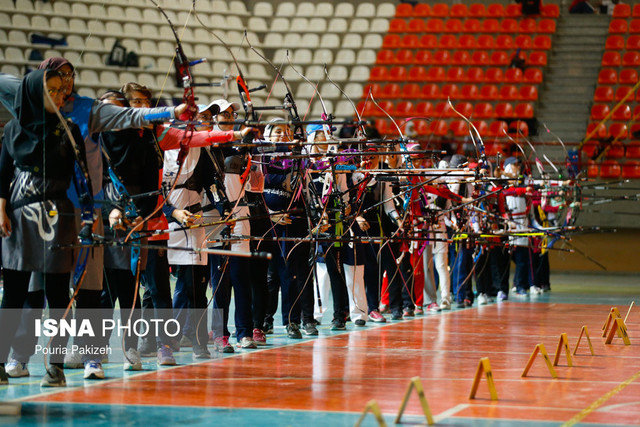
(5, 359, 29, 378)
(123, 348, 142, 371)
(530, 286, 543, 295)
(64, 350, 83, 369)
(511, 286, 517, 294)
(477, 293, 488, 305)
(439, 299, 451, 310)
(83, 360, 105, 379)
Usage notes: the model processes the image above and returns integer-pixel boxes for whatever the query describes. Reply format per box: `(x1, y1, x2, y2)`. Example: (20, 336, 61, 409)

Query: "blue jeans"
(173, 265, 208, 347)
(451, 245, 474, 303)
(211, 256, 253, 341)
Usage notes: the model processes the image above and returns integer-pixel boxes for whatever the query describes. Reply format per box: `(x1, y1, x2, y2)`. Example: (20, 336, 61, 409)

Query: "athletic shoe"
(456, 301, 466, 309)
(426, 302, 441, 313)
(157, 345, 176, 366)
(41, 365, 66, 387)
(287, 323, 302, 339)
(180, 335, 193, 348)
(123, 349, 142, 371)
(253, 329, 267, 346)
(368, 310, 386, 323)
(477, 293, 488, 305)
(330, 319, 346, 330)
(312, 318, 320, 326)
(263, 321, 274, 335)
(497, 291, 508, 301)
(83, 361, 105, 380)
(403, 308, 414, 318)
(515, 288, 528, 296)
(530, 286, 543, 295)
(213, 336, 234, 353)
(379, 304, 390, 314)
(192, 344, 211, 360)
(303, 322, 319, 336)
(354, 319, 366, 327)
(414, 306, 424, 315)
(6, 359, 29, 378)
(63, 350, 83, 369)
(463, 299, 473, 307)
(168, 337, 181, 352)
(0, 365, 8, 385)
(440, 299, 451, 310)
(540, 285, 551, 292)
(511, 286, 517, 294)
(101, 355, 109, 364)
(138, 337, 156, 357)
(236, 337, 257, 349)
(391, 311, 403, 320)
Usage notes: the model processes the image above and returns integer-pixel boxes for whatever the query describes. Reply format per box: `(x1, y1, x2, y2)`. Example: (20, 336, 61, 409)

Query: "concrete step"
(543, 76, 597, 85)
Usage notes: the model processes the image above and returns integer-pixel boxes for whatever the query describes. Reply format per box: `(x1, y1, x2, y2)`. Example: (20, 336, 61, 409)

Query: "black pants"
(247, 194, 272, 331)
(490, 246, 511, 295)
(173, 264, 209, 347)
(140, 241, 174, 348)
(532, 251, 550, 289)
(11, 287, 45, 363)
(475, 249, 494, 296)
(101, 268, 141, 351)
(322, 244, 349, 321)
(0, 270, 70, 365)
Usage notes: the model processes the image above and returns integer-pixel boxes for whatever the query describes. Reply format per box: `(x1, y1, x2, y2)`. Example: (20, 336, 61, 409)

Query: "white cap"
(201, 99, 241, 115)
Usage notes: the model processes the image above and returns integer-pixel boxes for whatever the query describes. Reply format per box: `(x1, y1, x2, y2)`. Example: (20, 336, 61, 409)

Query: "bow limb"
(323, 64, 367, 139)
(286, 50, 332, 123)
(447, 98, 486, 167)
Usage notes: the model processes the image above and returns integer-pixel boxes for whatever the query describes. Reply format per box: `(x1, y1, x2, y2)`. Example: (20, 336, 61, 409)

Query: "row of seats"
(583, 141, 640, 159)
(610, 3, 640, 18)
(591, 104, 640, 121)
(382, 33, 552, 50)
(261, 17, 388, 34)
(388, 17, 557, 34)
(598, 68, 640, 85)
(601, 50, 640, 67)
(363, 100, 535, 120)
(374, 50, 547, 66)
(586, 160, 640, 179)
(586, 122, 638, 140)
(370, 64, 545, 83)
(370, 66, 543, 84)
(609, 19, 640, 34)
(395, 3, 560, 18)
(254, 2, 394, 19)
(605, 35, 640, 50)
(368, 81, 539, 99)
(594, 86, 640, 102)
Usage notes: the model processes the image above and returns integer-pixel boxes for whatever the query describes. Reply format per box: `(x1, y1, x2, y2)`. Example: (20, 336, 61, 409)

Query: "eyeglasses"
(58, 71, 75, 81)
(47, 87, 64, 96)
(218, 111, 238, 119)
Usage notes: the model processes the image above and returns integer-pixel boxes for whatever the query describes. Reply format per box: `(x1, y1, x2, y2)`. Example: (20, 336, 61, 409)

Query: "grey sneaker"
(138, 337, 157, 357)
(303, 322, 318, 336)
(192, 344, 211, 360)
(157, 345, 176, 366)
(354, 319, 366, 327)
(41, 365, 66, 387)
(287, 323, 302, 339)
(63, 350, 83, 369)
(180, 335, 193, 348)
(6, 359, 29, 378)
(123, 348, 142, 371)
(236, 337, 257, 349)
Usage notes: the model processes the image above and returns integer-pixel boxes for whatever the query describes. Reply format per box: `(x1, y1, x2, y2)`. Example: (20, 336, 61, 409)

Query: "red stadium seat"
(500, 84, 519, 100)
(370, 101, 393, 117)
(400, 34, 420, 48)
(414, 50, 432, 64)
(537, 19, 556, 33)
(593, 86, 614, 102)
(541, 3, 560, 17)
(425, 66, 445, 81)
(452, 51, 471, 65)
(533, 35, 551, 49)
(431, 3, 449, 17)
(471, 51, 490, 65)
(429, 119, 449, 136)
(444, 18, 463, 32)
(460, 84, 479, 100)
(406, 19, 425, 33)
(528, 51, 547, 66)
(626, 142, 640, 158)
(619, 69, 639, 84)
(515, 35, 533, 49)
(622, 161, 640, 179)
(374, 119, 392, 136)
(409, 66, 429, 81)
(474, 102, 494, 119)
(590, 104, 610, 120)
(630, 19, 640, 33)
(357, 101, 375, 117)
(413, 119, 430, 135)
(582, 142, 599, 158)
(627, 35, 640, 50)
(514, 102, 534, 118)
(491, 51, 510, 65)
(433, 50, 451, 64)
(495, 102, 515, 118)
(376, 50, 395, 64)
(487, 4, 505, 17)
(598, 68, 617, 85)
(606, 35, 625, 50)
(469, 3, 487, 17)
(466, 67, 484, 82)
(380, 83, 401, 99)
(587, 122, 608, 139)
(395, 50, 415, 65)
(602, 51, 621, 67)
(420, 35, 438, 48)
(441, 83, 459, 99)
(613, 3, 631, 17)
(613, 104, 632, 121)
(421, 84, 440, 99)
(505, 3, 521, 16)
(505, 67, 523, 83)
(482, 18, 500, 32)
(600, 160, 622, 179)
(609, 123, 628, 139)
(609, 19, 628, 34)
(477, 35, 495, 49)
(496, 35, 514, 49)
(426, 18, 444, 32)
(388, 66, 407, 81)
(473, 120, 490, 136)
(634, 4, 640, 17)
(500, 18, 518, 33)
(488, 121, 509, 138)
(388, 18, 406, 33)
(462, 18, 481, 33)
(623, 51, 640, 67)
(509, 120, 528, 137)
(519, 85, 538, 101)
(446, 67, 465, 82)
(415, 101, 434, 116)
(455, 101, 474, 117)
(382, 34, 401, 48)
(480, 84, 500, 100)
(450, 4, 468, 17)
(369, 66, 388, 81)
(363, 83, 381, 98)
(438, 35, 457, 49)
(519, 18, 537, 34)
(607, 143, 625, 158)
(401, 83, 421, 99)
(458, 35, 477, 49)
(449, 119, 469, 136)
(524, 68, 543, 84)
(394, 101, 414, 117)
(634, 105, 640, 118)
(395, 3, 413, 17)
(586, 160, 599, 178)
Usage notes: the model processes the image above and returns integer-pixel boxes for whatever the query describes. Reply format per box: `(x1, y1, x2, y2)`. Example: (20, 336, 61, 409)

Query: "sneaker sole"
(303, 331, 318, 336)
(84, 373, 105, 380)
(41, 381, 66, 387)
(157, 360, 177, 366)
(6, 371, 29, 378)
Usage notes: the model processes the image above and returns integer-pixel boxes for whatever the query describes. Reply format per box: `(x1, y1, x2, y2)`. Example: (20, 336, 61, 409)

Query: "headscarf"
(37, 56, 74, 72)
